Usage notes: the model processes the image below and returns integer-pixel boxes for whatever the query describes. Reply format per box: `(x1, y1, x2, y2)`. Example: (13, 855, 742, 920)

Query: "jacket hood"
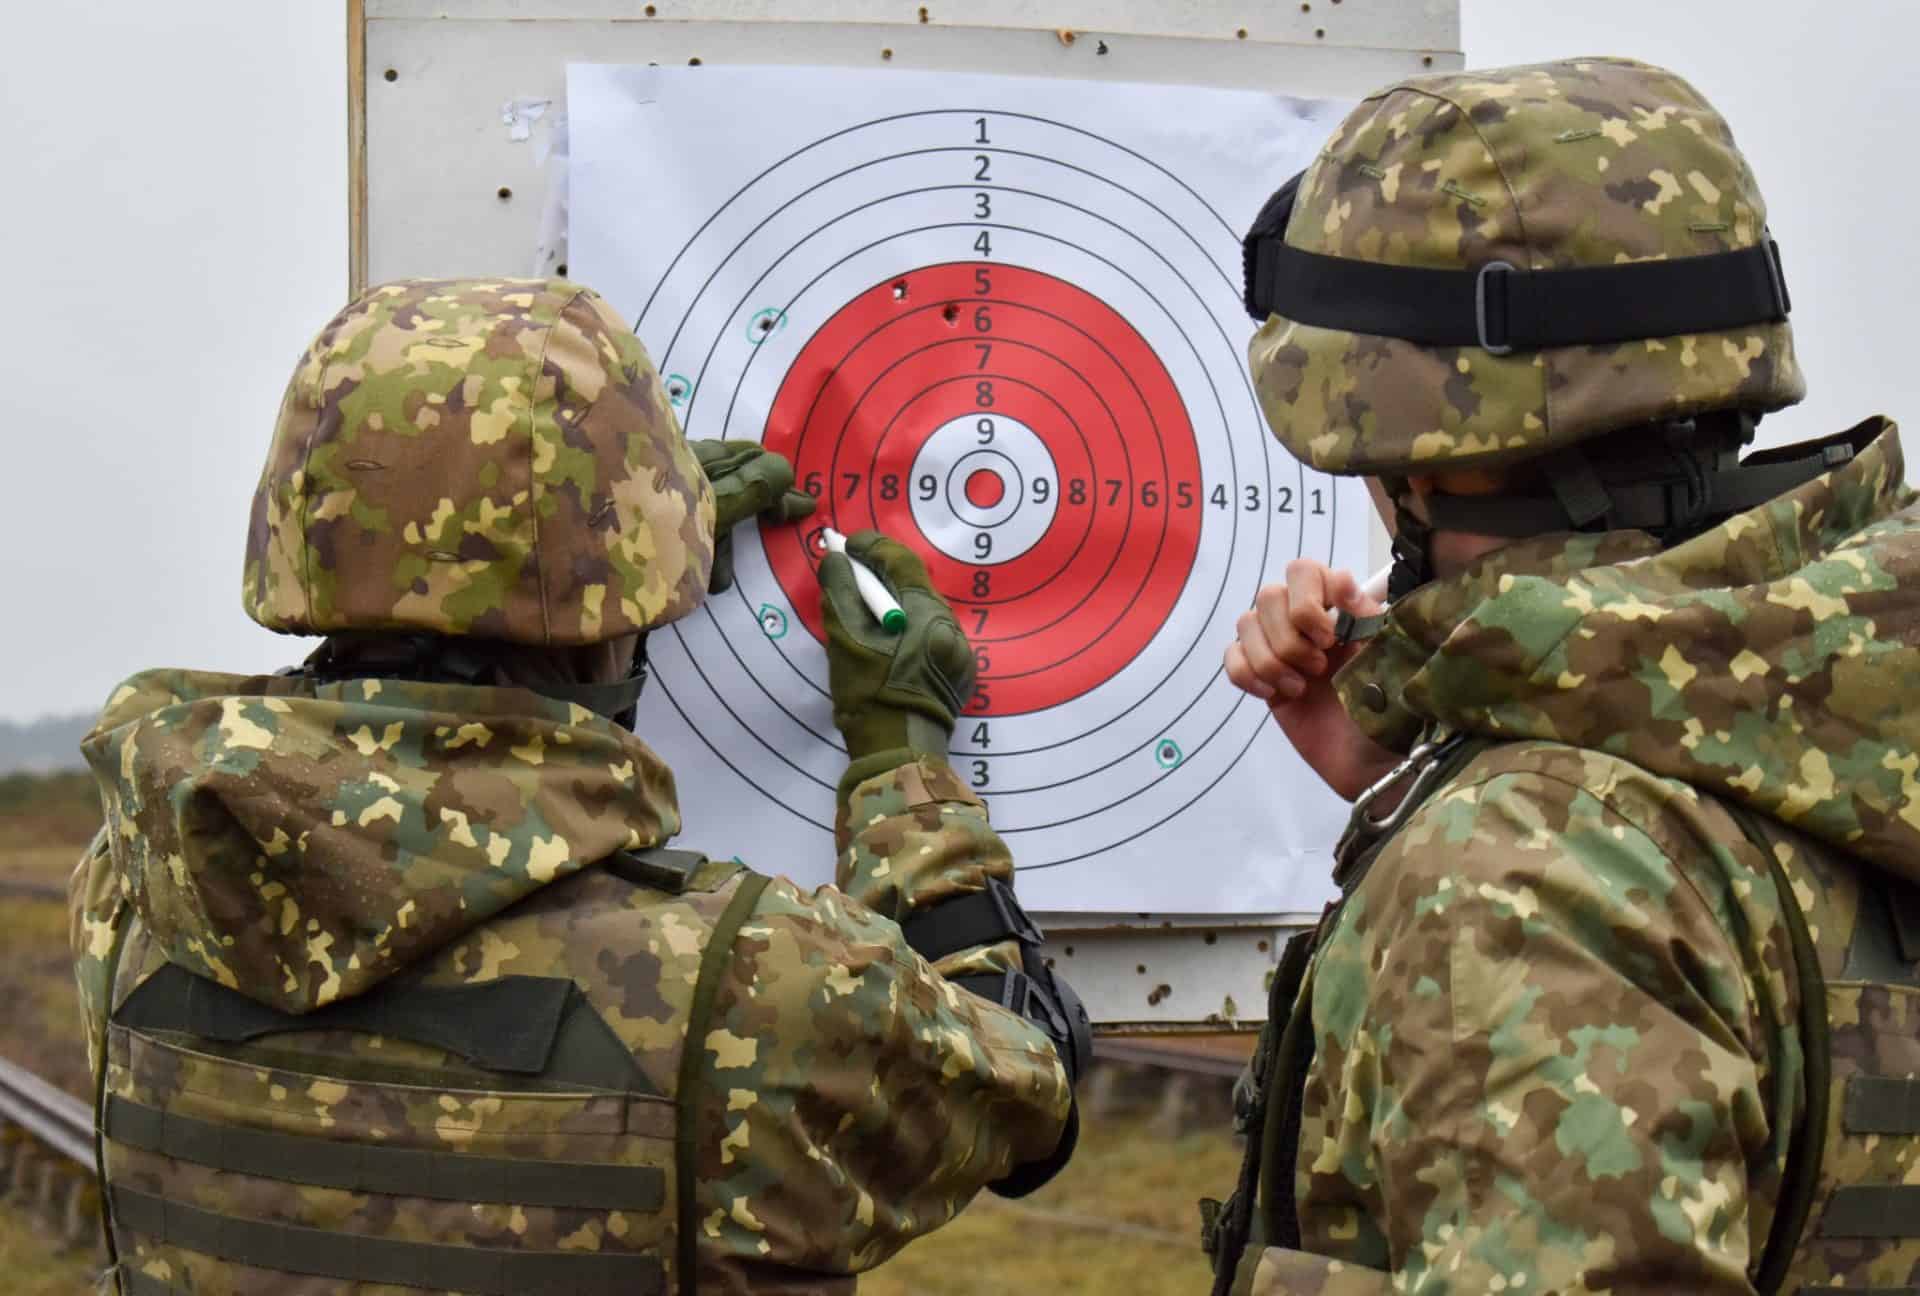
(1339, 417, 1920, 881)
(82, 670, 681, 1014)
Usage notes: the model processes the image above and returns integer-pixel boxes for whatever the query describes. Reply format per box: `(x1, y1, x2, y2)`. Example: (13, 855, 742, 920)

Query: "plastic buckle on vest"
(985, 876, 1047, 951)
(1475, 260, 1517, 355)
(990, 970, 1064, 1040)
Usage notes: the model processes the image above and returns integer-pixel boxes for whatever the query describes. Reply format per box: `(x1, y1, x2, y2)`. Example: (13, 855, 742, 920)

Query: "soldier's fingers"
(1235, 609, 1304, 698)
(707, 538, 737, 595)
(1251, 585, 1329, 678)
(818, 553, 879, 634)
(1284, 559, 1342, 650)
(1224, 642, 1275, 701)
(846, 530, 939, 597)
(690, 438, 757, 477)
(775, 489, 817, 523)
(1319, 565, 1387, 631)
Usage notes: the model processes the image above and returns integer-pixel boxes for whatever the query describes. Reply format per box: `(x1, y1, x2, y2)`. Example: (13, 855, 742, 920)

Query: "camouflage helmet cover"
(244, 278, 714, 644)
(1252, 57, 1806, 477)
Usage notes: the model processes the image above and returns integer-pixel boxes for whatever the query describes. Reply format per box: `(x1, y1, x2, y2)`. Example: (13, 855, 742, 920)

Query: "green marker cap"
(881, 608, 909, 634)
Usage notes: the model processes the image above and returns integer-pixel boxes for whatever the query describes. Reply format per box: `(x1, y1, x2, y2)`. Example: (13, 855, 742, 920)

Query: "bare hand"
(1225, 560, 1398, 801)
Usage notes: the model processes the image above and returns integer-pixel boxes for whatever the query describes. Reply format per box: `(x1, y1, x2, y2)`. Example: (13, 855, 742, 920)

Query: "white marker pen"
(1362, 563, 1392, 604)
(821, 528, 909, 634)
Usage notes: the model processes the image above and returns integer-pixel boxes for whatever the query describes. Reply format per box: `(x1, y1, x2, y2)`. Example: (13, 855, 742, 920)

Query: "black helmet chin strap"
(292, 634, 651, 731)
(535, 637, 651, 732)
(1385, 483, 1434, 604)
(1417, 419, 1859, 543)
(1371, 415, 1873, 615)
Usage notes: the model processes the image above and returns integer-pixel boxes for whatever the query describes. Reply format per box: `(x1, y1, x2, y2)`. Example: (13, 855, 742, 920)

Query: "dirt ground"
(0, 771, 1243, 1294)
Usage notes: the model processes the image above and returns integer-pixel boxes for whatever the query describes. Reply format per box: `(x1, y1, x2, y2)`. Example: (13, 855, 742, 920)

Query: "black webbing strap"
(105, 1094, 664, 1210)
(1202, 925, 1316, 1296)
(1332, 608, 1388, 646)
(674, 869, 771, 1296)
(298, 634, 650, 724)
(92, 899, 136, 1274)
(110, 1187, 663, 1295)
(1724, 805, 1831, 1295)
(1244, 229, 1789, 350)
(1420, 442, 1855, 539)
(604, 847, 708, 896)
(1879, 874, 1920, 965)
(1819, 1186, 1920, 1239)
(1844, 1076, 1920, 1135)
(1842, 875, 1920, 989)
(900, 877, 1044, 964)
(114, 964, 580, 1076)
(1541, 448, 1614, 529)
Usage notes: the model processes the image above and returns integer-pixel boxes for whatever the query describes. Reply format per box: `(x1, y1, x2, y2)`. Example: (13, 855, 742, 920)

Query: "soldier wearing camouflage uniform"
(1204, 59, 1920, 1294)
(68, 278, 1087, 1295)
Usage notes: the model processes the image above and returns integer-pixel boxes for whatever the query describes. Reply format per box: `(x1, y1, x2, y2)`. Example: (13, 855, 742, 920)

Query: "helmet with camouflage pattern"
(1243, 56, 1804, 479)
(243, 278, 715, 645)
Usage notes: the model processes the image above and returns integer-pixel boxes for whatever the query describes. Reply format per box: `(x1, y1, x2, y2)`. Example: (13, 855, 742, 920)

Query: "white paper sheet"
(568, 63, 1362, 914)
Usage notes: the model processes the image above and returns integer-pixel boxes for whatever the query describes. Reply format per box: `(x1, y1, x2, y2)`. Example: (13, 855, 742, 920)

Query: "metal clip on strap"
(1334, 733, 1470, 883)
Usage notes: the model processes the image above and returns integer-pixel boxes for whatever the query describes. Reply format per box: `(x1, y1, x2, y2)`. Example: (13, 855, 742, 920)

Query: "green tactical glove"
(821, 531, 977, 781)
(690, 440, 817, 593)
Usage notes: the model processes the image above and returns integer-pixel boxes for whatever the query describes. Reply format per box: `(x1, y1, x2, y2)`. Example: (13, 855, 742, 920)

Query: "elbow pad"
(905, 877, 1091, 1200)
(903, 877, 1093, 1086)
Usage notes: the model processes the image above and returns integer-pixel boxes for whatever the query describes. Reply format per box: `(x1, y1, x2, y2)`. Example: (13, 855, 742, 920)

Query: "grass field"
(0, 770, 1242, 1294)
(0, 770, 102, 1293)
(0, 1213, 98, 1295)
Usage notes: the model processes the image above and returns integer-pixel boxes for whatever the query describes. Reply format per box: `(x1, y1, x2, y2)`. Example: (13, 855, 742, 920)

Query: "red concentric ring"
(764, 262, 1201, 714)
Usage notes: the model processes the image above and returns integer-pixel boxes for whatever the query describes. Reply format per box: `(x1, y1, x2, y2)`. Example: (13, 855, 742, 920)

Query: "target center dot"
(964, 469, 1006, 509)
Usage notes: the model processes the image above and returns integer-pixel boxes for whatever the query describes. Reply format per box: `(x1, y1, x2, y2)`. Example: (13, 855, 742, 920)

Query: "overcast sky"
(1, 1, 1914, 725)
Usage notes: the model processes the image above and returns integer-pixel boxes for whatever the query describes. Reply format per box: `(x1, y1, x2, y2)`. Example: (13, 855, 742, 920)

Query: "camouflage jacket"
(1234, 418, 1920, 1294)
(70, 670, 1071, 1294)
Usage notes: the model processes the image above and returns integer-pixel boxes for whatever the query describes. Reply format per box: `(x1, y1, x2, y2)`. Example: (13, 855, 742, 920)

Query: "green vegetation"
(0, 770, 100, 851)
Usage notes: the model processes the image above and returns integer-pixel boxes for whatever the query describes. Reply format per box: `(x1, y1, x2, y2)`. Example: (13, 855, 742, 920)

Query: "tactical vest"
(89, 849, 768, 1296)
(1203, 735, 1920, 1295)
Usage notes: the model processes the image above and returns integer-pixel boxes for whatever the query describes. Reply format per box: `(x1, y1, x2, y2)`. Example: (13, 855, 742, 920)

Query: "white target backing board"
(571, 64, 1366, 915)
(352, 0, 1461, 1028)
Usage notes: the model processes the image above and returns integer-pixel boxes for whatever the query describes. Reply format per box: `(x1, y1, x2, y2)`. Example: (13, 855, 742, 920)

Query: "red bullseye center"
(964, 468, 1006, 508)
(763, 262, 1202, 716)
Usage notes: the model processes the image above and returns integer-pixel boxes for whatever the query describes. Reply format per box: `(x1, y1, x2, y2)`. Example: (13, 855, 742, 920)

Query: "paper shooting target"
(573, 67, 1366, 913)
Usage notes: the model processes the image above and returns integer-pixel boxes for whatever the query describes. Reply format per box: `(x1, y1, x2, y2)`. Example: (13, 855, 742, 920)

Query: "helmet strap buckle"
(1541, 448, 1613, 530)
(1386, 494, 1434, 602)
(1474, 261, 1517, 355)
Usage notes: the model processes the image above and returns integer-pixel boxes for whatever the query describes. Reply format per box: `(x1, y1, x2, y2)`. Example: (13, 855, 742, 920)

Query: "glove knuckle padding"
(925, 619, 976, 696)
(821, 530, 991, 762)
